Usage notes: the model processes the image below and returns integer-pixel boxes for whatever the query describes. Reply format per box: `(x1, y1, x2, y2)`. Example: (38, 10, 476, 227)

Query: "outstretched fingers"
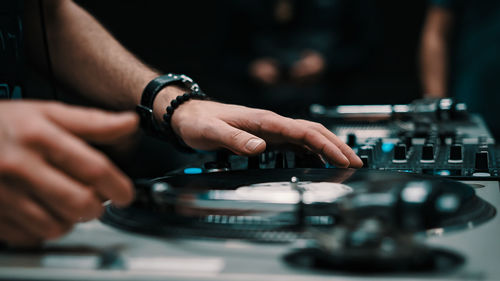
(204, 120, 267, 156)
(254, 114, 360, 167)
(0, 219, 41, 246)
(22, 117, 134, 207)
(296, 120, 363, 168)
(11, 150, 105, 224)
(281, 120, 350, 167)
(40, 102, 139, 144)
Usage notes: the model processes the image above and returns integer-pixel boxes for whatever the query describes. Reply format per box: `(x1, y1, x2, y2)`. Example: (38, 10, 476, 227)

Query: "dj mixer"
(311, 99, 499, 179)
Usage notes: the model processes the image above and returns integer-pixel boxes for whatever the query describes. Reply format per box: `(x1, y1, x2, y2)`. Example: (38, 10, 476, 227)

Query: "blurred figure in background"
(420, 0, 500, 137)
(219, 0, 381, 115)
(247, 0, 328, 86)
(77, 1, 424, 113)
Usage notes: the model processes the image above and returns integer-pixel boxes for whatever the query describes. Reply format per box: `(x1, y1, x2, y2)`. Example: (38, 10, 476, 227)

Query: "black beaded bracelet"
(162, 91, 208, 123)
(160, 91, 209, 149)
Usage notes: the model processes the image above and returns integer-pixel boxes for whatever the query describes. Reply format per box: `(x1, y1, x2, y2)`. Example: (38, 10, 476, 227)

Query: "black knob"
(248, 156, 260, 169)
(475, 151, 489, 172)
(275, 152, 288, 169)
(260, 151, 272, 164)
(393, 144, 407, 162)
(360, 155, 370, 168)
(204, 161, 231, 172)
(359, 145, 374, 157)
(216, 151, 230, 163)
(421, 144, 435, 161)
(205, 151, 232, 172)
(449, 144, 463, 162)
(347, 133, 357, 148)
(295, 151, 325, 168)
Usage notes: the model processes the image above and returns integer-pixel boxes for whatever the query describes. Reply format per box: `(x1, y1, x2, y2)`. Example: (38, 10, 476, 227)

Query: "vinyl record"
(100, 168, 496, 241)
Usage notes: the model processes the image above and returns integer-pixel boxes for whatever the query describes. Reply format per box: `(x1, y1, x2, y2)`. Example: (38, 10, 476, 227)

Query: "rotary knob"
(360, 155, 370, 168)
(275, 152, 288, 169)
(475, 151, 489, 172)
(295, 151, 325, 168)
(248, 156, 260, 169)
(421, 144, 435, 162)
(393, 143, 407, 163)
(347, 133, 357, 148)
(204, 161, 231, 172)
(449, 144, 463, 163)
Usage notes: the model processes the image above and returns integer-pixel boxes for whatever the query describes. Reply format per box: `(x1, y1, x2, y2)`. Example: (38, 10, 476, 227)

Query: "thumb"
(41, 103, 139, 143)
(210, 121, 266, 155)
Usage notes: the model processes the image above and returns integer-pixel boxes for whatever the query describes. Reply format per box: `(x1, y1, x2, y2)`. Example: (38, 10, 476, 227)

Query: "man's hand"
(249, 58, 280, 85)
(170, 100, 362, 168)
(0, 101, 138, 246)
(290, 50, 326, 81)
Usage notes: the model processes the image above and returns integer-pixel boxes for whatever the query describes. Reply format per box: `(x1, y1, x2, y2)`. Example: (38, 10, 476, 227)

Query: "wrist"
(136, 73, 206, 150)
(152, 85, 185, 123)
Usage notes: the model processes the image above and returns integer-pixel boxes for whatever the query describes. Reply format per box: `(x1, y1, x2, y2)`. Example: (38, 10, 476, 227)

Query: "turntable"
(100, 168, 496, 273)
(0, 99, 499, 281)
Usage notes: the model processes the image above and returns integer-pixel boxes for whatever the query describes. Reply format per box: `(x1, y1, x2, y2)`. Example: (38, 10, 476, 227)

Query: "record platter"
(102, 169, 494, 242)
(100, 168, 496, 273)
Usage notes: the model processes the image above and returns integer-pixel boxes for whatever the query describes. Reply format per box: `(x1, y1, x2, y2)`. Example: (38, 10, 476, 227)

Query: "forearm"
(419, 7, 453, 98)
(24, 0, 179, 110)
(420, 32, 448, 97)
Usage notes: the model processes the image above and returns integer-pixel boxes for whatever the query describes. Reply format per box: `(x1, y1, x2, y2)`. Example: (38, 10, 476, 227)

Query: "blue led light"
(436, 170, 451, 176)
(381, 142, 395, 153)
(183, 167, 203, 174)
(398, 169, 413, 173)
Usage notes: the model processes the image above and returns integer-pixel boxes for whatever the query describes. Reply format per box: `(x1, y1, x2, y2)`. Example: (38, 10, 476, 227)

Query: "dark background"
(76, 0, 428, 111)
